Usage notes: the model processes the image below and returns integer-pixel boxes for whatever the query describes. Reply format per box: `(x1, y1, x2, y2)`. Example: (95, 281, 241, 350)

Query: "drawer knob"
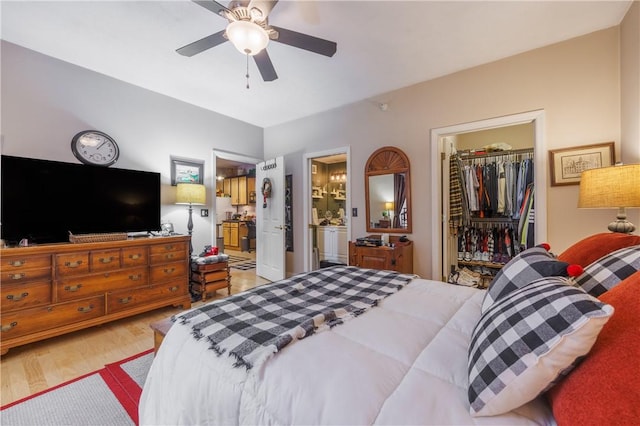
(77, 305, 94, 313)
(129, 253, 141, 260)
(9, 260, 26, 267)
(64, 284, 83, 292)
(9, 273, 25, 280)
(99, 257, 114, 264)
(64, 260, 83, 268)
(6, 292, 29, 302)
(165, 253, 175, 259)
(168, 286, 179, 292)
(164, 267, 175, 274)
(118, 297, 132, 304)
(1, 322, 18, 332)
(164, 245, 175, 251)
(129, 274, 142, 281)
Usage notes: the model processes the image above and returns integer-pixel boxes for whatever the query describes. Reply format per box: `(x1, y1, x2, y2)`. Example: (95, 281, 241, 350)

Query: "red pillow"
(548, 271, 640, 425)
(558, 233, 640, 267)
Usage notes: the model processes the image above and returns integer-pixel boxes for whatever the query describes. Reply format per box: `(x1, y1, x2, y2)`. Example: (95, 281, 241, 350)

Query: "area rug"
(226, 254, 252, 264)
(231, 260, 257, 270)
(0, 349, 154, 426)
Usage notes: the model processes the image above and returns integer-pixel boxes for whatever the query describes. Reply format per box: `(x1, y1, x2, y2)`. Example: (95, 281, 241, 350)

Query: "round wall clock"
(71, 130, 120, 166)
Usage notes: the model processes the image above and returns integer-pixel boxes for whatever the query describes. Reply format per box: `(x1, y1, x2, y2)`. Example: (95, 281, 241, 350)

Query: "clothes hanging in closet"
(456, 224, 521, 265)
(449, 151, 535, 249)
(453, 155, 533, 221)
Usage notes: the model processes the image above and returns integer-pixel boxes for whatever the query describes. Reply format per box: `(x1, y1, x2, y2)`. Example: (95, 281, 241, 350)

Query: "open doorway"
(213, 150, 262, 278)
(303, 147, 351, 272)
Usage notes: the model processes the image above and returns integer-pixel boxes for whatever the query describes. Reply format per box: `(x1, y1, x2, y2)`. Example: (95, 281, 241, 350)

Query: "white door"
(256, 157, 285, 282)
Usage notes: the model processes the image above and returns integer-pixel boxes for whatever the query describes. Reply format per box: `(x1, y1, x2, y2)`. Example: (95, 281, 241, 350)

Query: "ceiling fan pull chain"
(246, 53, 250, 89)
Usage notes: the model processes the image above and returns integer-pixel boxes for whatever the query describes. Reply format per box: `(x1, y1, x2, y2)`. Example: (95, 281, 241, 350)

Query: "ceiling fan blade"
(253, 50, 278, 82)
(247, 0, 279, 20)
(192, 0, 230, 17)
(176, 30, 227, 57)
(270, 25, 336, 57)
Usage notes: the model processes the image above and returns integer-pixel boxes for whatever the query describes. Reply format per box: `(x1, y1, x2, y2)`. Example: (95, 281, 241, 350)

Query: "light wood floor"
(0, 250, 269, 406)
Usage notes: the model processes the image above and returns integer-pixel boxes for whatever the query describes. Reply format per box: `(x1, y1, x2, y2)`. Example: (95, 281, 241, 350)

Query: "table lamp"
(176, 183, 206, 254)
(578, 164, 640, 233)
(384, 201, 394, 217)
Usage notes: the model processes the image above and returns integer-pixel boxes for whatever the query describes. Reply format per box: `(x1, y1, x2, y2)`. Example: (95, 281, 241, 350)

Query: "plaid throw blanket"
(175, 266, 415, 369)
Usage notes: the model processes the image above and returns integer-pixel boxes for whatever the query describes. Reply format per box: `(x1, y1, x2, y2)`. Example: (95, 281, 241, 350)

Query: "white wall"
(265, 26, 639, 277)
(621, 1, 640, 164)
(1, 41, 264, 253)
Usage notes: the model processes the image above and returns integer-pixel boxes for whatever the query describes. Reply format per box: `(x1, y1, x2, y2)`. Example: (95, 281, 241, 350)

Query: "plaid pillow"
(468, 276, 613, 417)
(481, 246, 570, 313)
(574, 245, 640, 297)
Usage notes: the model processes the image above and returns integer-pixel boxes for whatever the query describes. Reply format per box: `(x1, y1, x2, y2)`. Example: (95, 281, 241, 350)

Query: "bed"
(139, 233, 640, 425)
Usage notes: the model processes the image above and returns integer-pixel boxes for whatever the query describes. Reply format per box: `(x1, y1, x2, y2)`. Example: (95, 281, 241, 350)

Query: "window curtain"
(393, 173, 406, 228)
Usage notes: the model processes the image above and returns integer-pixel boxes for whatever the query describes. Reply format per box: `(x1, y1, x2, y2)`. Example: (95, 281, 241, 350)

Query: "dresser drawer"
(150, 261, 187, 283)
(56, 267, 148, 301)
(3, 255, 51, 271)
(107, 281, 188, 314)
(1, 281, 51, 311)
(194, 269, 228, 284)
(122, 247, 148, 267)
(149, 242, 187, 255)
(0, 296, 104, 339)
(150, 251, 186, 265)
(56, 253, 90, 276)
(90, 249, 121, 272)
(1, 266, 51, 283)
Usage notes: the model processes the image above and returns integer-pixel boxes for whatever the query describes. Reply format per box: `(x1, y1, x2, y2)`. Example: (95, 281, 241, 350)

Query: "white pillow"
(468, 276, 613, 417)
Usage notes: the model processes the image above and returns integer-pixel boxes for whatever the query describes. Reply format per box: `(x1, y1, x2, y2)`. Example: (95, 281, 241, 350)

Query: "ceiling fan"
(177, 0, 337, 82)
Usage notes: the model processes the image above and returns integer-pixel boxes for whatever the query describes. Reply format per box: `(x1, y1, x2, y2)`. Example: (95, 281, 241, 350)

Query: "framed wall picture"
(549, 142, 615, 186)
(171, 157, 204, 186)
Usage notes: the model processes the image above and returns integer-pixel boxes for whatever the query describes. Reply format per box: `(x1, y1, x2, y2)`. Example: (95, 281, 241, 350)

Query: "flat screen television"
(1, 155, 161, 245)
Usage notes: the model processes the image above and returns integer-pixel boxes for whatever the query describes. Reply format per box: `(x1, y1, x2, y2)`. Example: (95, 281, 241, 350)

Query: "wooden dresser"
(348, 238, 413, 274)
(0, 235, 191, 355)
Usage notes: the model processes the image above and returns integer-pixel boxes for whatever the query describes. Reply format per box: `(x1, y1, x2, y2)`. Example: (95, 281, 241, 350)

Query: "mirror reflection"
(365, 147, 412, 234)
(368, 173, 408, 229)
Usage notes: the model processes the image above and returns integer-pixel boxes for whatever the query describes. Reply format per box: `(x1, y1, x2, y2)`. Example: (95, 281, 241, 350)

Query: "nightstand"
(190, 261, 231, 302)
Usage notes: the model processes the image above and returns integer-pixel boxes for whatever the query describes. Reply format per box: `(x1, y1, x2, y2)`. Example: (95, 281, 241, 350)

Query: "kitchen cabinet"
(248, 177, 256, 204)
(224, 175, 253, 205)
(222, 221, 239, 249)
(223, 178, 232, 198)
(317, 226, 348, 264)
(222, 221, 249, 250)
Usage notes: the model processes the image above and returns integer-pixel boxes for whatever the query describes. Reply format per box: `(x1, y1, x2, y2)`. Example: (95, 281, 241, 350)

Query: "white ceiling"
(1, 1, 632, 128)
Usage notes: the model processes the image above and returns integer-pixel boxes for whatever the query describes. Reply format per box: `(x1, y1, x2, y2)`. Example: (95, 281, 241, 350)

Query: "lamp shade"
(176, 183, 206, 205)
(578, 164, 640, 208)
(384, 201, 394, 211)
(226, 20, 269, 56)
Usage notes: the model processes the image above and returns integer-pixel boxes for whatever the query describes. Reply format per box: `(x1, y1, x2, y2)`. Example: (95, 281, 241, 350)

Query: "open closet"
(443, 123, 536, 288)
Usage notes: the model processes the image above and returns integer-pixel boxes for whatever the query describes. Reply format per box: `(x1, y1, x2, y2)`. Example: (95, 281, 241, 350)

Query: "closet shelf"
(458, 260, 506, 270)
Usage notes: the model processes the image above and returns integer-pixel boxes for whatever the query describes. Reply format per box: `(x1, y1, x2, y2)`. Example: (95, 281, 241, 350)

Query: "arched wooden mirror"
(365, 146, 412, 234)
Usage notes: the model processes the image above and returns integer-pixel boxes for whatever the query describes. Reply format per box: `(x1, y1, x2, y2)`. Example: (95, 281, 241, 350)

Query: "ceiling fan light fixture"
(226, 20, 269, 56)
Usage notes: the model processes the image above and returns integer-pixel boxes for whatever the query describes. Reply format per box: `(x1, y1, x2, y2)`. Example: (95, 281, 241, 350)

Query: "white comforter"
(139, 278, 554, 425)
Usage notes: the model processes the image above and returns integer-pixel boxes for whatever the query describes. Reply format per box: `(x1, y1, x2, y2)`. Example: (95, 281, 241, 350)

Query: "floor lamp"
(579, 164, 640, 233)
(176, 183, 206, 255)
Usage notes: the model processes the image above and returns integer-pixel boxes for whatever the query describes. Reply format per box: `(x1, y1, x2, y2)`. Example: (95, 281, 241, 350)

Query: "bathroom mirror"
(365, 146, 412, 234)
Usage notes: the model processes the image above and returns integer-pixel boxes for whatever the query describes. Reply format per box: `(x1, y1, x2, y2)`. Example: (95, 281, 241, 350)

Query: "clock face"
(71, 131, 119, 166)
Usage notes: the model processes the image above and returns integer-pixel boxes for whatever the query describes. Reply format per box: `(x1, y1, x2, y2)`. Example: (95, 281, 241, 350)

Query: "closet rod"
(458, 147, 533, 160)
